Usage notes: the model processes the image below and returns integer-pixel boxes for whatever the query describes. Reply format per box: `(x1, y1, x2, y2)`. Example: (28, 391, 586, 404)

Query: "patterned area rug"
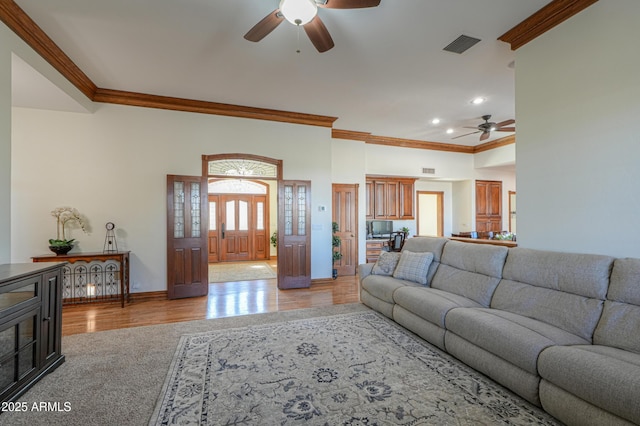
(150, 311, 559, 425)
(209, 261, 276, 283)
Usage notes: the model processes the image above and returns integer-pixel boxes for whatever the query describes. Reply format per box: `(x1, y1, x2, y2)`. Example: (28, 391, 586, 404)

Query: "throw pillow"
(393, 250, 434, 285)
(371, 251, 402, 276)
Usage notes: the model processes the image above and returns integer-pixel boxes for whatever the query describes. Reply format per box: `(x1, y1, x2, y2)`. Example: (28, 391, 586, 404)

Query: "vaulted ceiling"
(6, 0, 594, 148)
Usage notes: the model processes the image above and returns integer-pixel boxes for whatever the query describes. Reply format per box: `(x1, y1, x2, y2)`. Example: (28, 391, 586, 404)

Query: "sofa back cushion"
(400, 237, 448, 285)
(593, 258, 640, 353)
(492, 248, 614, 342)
(431, 240, 508, 306)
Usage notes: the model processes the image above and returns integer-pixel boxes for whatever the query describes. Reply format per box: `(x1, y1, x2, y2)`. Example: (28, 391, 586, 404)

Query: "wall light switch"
(318, 205, 326, 212)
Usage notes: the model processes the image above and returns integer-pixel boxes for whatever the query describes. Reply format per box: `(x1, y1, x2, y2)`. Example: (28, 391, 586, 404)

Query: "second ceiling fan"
(244, 0, 381, 53)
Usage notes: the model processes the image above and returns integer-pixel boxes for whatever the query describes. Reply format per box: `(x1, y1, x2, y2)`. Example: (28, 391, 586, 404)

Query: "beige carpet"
(208, 261, 276, 283)
(2, 304, 369, 426)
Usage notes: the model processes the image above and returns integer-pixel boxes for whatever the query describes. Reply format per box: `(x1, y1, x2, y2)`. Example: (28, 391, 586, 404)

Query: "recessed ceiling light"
(471, 97, 486, 105)
(446, 128, 454, 134)
(431, 118, 441, 125)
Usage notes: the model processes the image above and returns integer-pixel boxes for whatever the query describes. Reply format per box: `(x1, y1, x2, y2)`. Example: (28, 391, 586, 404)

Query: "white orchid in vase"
(49, 207, 89, 251)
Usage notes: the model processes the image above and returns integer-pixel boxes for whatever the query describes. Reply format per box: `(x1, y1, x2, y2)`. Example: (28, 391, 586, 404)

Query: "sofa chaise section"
(444, 248, 614, 406)
(393, 240, 508, 350)
(359, 237, 446, 318)
(538, 257, 640, 425)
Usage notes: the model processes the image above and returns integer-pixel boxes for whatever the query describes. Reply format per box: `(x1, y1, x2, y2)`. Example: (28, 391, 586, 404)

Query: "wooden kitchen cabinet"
(366, 177, 415, 220)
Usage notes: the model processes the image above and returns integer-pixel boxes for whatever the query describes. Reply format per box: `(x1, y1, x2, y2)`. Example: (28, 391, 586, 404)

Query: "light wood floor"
(62, 262, 361, 336)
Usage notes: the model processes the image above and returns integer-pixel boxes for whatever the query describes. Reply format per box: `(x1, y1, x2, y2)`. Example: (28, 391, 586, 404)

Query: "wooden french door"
(278, 180, 311, 289)
(332, 184, 358, 276)
(166, 175, 209, 299)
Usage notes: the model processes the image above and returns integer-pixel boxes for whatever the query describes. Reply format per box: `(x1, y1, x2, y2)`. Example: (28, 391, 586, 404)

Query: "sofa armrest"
(359, 263, 374, 280)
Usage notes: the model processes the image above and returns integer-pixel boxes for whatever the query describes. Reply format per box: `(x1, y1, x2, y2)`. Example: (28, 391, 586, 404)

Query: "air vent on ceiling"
(422, 167, 436, 175)
(443, 35, 481, 54)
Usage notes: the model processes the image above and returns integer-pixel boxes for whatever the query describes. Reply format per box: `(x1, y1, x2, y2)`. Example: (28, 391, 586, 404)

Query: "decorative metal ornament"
(103, 222, 118, 253)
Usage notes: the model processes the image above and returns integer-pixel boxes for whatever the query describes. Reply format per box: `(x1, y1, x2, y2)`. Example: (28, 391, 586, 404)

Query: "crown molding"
(499, 0, 598, 50)
(94, 89, 338, 128)
(331, 129, 371, 142)
(333, 129, 515, 154)
(0, 0, 97, 99)
(473, 135, 515, 153)
(367, 135, 475, 154)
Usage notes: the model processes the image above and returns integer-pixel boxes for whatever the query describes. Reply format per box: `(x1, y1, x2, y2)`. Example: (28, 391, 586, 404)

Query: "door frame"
(416, 191, 444, 236)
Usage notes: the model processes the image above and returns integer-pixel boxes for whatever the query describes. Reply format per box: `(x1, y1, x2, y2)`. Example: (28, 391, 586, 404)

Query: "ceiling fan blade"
(304, 16, 334, 52)
(451, 130, 480, 140)
(495, 119, 515, 128)
(479, 131, 490, 141)
(244, 9, 284, 42)
(496, 127, 515, 132)
(319, 0, 381, 9)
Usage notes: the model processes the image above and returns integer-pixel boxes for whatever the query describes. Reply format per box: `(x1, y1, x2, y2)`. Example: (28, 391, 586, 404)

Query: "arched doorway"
(202, 154, 282, 265)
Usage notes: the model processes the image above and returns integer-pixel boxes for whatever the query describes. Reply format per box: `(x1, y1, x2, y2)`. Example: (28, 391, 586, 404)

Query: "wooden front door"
(332, 183, 358, 276)
(220, 195, 252, 262)
(476, 180, 503, 233)
(166, 175, 209, 299)
(278, 180, 311, 289)
(212, 194, 269, 262)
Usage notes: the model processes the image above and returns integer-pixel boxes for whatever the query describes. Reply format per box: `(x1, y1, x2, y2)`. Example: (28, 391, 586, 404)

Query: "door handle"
(221, 223, 225, 239)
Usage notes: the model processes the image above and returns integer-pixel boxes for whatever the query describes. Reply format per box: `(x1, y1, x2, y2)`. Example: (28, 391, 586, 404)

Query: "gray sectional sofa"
(359, 237, 640, 426)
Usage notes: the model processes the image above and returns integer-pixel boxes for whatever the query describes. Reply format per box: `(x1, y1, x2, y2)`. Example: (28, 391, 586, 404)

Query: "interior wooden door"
(332, 183, 358, 276)
(219, 195, 252, 262)
(278, 180, 311, 289)
(476, 180, 503, 233)
(167, 175, 209, 299)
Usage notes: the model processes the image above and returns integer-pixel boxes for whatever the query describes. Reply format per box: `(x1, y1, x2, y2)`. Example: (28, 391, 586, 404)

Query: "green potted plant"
(400, 226, 410, 238)
(270, 231, 277, 248)
(49, 207, 89, 255)
(332, 221, 342, 279)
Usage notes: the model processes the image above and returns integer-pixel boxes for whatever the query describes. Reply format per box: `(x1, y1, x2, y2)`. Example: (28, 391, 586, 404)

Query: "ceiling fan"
(244, 0, 381, 53)
(452, 115, 516, 142)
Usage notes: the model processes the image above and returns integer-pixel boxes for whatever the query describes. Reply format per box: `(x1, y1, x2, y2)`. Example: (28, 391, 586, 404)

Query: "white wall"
(0, 29, 11, 263)
(11, 105, 334, 291)
(515, 0, 640, 257)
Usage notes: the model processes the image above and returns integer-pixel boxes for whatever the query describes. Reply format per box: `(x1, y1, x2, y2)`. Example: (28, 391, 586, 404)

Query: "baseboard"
(130, 290, 168, 302)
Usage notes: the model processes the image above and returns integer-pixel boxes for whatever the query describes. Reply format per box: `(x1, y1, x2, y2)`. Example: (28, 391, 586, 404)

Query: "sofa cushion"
(445, 307, 589, 374)
(431, 241, 508, 307)
(400, 237, 448, 285)
(393, 250, 434, 285)
(492, 248, 614, 342)
(538, 345, 640, 425)
(371, 251, 402, 276)
(594, 258, 640, 354)
(491, 280, 605, 342)
(594, 301, 640, 354)
(360, 274, 421, 304)
(608, 258, 640, 305)
(501, 248, 613, 299)
(393, 286, 482, 328)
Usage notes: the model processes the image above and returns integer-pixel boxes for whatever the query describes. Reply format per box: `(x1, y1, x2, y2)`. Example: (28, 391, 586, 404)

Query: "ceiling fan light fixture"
(280, 0, 318, 26)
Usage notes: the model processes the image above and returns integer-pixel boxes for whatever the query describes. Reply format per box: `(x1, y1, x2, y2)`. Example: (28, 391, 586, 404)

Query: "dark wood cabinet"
(0, 263, 65, 403)
(475, 180, 503, 232)
(366, 177, 415, 220)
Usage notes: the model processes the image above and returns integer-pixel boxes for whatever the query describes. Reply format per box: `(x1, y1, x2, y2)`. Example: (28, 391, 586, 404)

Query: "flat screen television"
(369, 220, 393, 238)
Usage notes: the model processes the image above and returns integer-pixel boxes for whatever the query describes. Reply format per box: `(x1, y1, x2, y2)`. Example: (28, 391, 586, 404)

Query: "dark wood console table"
(0, 263, 65, 403)
(32, 252, 130, 308)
